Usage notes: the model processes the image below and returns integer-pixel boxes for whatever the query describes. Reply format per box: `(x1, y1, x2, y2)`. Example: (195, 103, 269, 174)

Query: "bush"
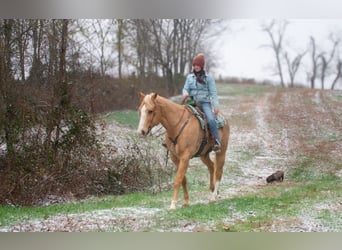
(0, 73, 178, 206)
(97, 124, 174, 196)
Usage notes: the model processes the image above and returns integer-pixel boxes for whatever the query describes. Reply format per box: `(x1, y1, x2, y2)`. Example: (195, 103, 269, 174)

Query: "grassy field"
(1, 83, 341, 232)
(102, 110, 139, 129)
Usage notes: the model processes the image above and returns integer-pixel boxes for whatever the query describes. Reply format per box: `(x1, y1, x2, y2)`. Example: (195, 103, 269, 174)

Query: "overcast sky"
(213, 19, 342, 88)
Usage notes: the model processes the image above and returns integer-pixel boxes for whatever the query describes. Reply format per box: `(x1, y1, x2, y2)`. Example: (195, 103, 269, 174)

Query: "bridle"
(147, 108, 157, 135)
(140, 98, 195, 148)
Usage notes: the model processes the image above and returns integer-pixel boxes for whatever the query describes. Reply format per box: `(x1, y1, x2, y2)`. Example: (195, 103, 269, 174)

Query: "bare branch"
(261, 20, 289, 87)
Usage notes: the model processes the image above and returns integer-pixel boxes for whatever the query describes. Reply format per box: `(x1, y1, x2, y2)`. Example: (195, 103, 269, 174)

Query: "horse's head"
(137, 92, 161, 138)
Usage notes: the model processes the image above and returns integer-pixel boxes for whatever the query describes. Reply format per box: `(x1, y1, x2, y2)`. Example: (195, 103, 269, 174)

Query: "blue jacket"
(182, 72, 219, 109)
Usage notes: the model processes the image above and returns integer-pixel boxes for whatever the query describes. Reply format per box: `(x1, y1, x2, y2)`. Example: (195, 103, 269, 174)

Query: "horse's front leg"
(169, 156, 189, 210)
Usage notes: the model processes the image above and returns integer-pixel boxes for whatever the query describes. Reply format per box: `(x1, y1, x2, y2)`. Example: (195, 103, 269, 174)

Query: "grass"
(229, 112, 256, 129)
(336, 94, 342, 102)
(0, 191, 172, 227)
(0, 170, 340, 231)
(102, 110, 139, 129)
(153, 174, 341, 232)
(217, 82, 277, 97)
(0, 196, 119, 227)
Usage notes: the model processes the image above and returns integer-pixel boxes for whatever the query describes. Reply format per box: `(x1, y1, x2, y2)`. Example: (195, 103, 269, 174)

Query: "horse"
(137, 92, 230, 210)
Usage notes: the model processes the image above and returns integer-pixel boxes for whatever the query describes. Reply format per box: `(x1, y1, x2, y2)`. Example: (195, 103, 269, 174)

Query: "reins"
(168, 107, 193, 145)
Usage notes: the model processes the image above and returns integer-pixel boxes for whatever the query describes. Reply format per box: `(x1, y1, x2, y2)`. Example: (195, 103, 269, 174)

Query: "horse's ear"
(152, 93, 158, 100)
(139, 92, 145, 101)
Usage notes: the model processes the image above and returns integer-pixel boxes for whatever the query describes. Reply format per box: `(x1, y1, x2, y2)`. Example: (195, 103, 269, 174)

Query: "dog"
(266, 170, 284, 183)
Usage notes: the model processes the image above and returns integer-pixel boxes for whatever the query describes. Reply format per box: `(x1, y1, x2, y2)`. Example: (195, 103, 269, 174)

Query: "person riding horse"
(137, 92, 230, 209)
(182, 53, 221, 152)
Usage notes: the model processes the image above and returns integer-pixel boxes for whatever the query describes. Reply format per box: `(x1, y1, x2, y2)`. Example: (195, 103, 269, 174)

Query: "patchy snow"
(0, 207, 162, 232)
(1, 86, 341, 232)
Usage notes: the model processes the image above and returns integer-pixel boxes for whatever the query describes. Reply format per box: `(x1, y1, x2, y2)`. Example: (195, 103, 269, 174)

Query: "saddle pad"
(186, 105, 226, 129)
(186, 105, 206, 129)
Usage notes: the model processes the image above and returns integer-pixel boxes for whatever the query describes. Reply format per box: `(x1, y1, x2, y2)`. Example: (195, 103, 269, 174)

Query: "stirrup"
(213, 143, 221, 152)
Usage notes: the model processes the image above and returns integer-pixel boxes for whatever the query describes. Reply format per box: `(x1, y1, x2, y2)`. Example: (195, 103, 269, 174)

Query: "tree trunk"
(117, 19, 124, 79)
(331, 60, 342, 90)
(262, 20, 287, 87)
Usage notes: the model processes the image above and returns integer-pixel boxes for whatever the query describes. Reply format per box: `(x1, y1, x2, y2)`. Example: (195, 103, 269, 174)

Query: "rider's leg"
(201, 102, 221, 151)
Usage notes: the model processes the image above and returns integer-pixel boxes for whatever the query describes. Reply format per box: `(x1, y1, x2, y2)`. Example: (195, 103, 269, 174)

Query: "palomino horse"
(137, 92, 230, 210)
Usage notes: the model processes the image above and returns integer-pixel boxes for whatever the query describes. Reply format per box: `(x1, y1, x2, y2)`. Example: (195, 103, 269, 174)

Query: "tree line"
(262, 20, 342, 89)
(0, 19, 222, 87)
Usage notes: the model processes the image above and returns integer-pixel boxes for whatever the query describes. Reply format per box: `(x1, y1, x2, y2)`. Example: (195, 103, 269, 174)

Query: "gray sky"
(214, 19, 342, 88)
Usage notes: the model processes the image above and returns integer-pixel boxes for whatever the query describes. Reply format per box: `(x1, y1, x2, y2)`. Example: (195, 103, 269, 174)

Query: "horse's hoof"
(209, 198, 216, 203)
(169, 201, 177, 210)
(182, 203, 189, 207)
(168, 207, 176, 211)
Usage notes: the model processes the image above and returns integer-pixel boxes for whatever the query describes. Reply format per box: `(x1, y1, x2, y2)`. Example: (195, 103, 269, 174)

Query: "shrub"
(0, 73, 177, 206)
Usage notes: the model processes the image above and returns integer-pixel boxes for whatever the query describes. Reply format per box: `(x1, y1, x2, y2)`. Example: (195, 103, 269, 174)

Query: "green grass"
(0, 192, 171, 227)
(217, 83, 276, 97)
(1, 174, 340, 231)
(336, 95, 342, 102)
(102, 110, 139, 128)
(155, 175, 341, 232)
(0, 198, 113, 227)
(289, 154, 341, 182)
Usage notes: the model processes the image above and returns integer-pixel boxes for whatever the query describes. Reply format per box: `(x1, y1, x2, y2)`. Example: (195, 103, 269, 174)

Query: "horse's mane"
(146, 93, 181, 109)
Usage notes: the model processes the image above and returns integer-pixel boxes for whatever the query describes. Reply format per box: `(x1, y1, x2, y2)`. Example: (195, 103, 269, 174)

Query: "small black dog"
(266, 170, 284, 183)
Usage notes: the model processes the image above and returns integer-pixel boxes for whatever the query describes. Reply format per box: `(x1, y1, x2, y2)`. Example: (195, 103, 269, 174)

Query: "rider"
(182, 53, 221, 152)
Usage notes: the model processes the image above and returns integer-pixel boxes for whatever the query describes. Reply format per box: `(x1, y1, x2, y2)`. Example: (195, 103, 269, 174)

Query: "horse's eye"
(148, 110, 154, 114)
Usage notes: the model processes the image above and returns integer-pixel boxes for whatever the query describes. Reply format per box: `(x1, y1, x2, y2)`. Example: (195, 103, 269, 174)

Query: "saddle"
(185, 104, 226, 157)
(185, 104, 226, 129)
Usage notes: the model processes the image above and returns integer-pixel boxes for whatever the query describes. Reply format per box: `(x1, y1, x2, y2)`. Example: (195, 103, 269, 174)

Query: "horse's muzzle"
(137, 129, 148, 138)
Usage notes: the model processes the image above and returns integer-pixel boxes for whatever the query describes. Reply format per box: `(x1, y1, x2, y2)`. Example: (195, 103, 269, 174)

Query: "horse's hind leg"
(201, 152, 226, 203)
(211, 151, 226, 201)
(209, 125, 229, 201)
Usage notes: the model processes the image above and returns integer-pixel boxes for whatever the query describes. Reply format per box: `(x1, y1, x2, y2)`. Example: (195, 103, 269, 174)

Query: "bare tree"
(0, 19, 17, 163)
(127, 19, 214, 79)
(318, 35, 339, 89)
(308, 36, 322, 89)
(262, 20, 288, 87)
(77, 19, 115, 76)
(331, 58, 342, 90)
(184, 19, 212, 73)
(12, 19, 32, 81)
(147, 19, 175, 92)
(29, 19, 46, 84)
(127, 19, 149, 77)
(116, 19, 126, 79)
(47, 20, 63, 83)
(284, 50, 306, 87)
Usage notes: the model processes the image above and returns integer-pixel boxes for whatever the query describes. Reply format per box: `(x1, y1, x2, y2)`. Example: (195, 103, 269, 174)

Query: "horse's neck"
(157, 97, 185, 133)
